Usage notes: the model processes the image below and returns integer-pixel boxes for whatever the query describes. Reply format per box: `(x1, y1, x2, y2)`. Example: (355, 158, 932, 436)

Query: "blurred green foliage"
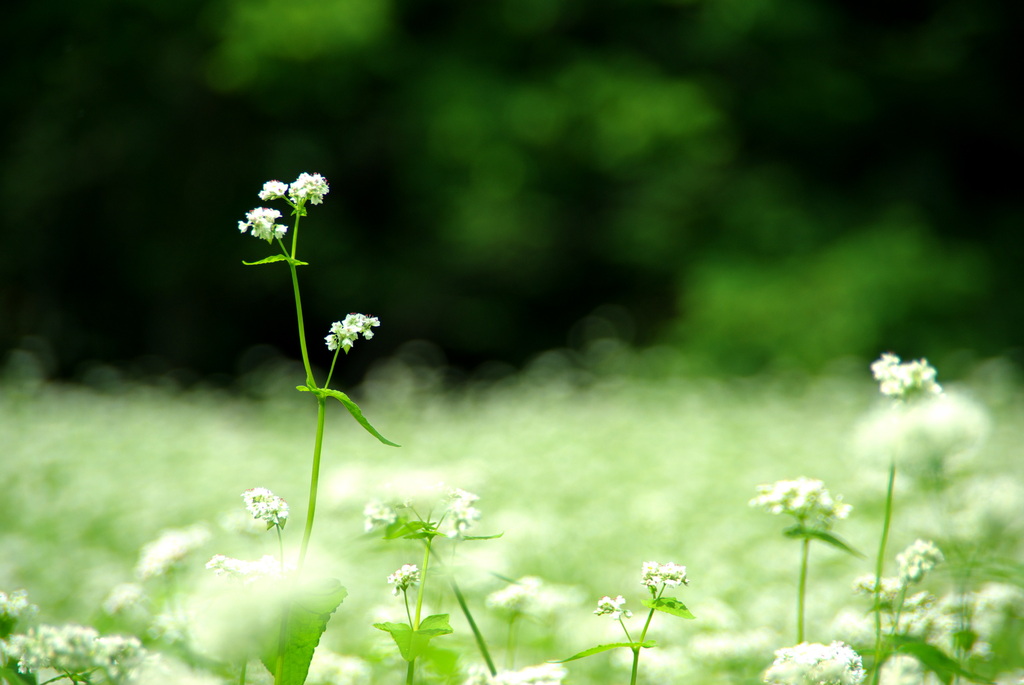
(2, 0, 1020, 379)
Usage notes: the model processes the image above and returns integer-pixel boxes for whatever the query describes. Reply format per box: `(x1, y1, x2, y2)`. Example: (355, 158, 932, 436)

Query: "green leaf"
(552, 641, 657, 663)
(783, 525, 865, 558)
(260, 579, 348, 685)
(460, 532, 504, 541)
(373, 614, 453, 662)
(641, 596, 696, 619)
(242, 254, 309, 267)
(297, 387, 400, 447)
(895, 638, 994, 684)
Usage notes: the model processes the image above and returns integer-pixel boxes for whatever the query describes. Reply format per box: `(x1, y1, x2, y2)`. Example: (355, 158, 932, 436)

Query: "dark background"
(2, 0, 1022, 387)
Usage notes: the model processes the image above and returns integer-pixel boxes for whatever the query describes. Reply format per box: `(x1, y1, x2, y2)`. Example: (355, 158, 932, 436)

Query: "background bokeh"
(3, 0, 1022, 384)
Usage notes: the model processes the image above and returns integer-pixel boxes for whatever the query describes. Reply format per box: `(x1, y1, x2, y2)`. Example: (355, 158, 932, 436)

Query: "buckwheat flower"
(387, 564, 420, 596)
(594, 595, 632, 620)
(750, 478, 852, 530)
(363, 499, 398, 532)
(102, 582, 147, 616)
(487, 576, 544, 616)
(6, 624, 144, 679)
(763, 641, 866, 685)
(0, 590, 37, 635)
(306, 648, 372, 685)
(258, 180, 289, 201)
(289, 172, 330, 206)
(135, 524, 211, 580)
(444, 487, 482, 538)
(242, 487, 289, 529)
(640, 561, 689, 589)
(326, 313, 381, 352)
(852, 574, 902, 606)
(206, 554, 292, 584)
(896, 539, 943, 586)
(871, 353, 942, 402)
(238, 206, 288, 242)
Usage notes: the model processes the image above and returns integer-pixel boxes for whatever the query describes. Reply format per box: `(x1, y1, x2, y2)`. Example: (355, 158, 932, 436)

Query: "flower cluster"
(594, 595, 632, 621)
(363, 500, 398, 532)
(135, 524, 211, 580)
(4, 624, 145, 680)
(750, 478, 852, 530)
(896, 539, 944, 586)
(444, 487, 482, 538)
(640, 561, 689, 590)
(763, 641, 866, 685)
(206, 554, 292, 584)
(0, 590, 37, 635)
(325, 313, 381, 353)
(464, 663, 568, 685)
(101, 583, 147, 616)
(871, 353, 943, 402)
(486, 576, 544, 616)
(257, 172, 330, 206)
(237, 207, 288, 243)
(242, 487, 289, 529)
(387, 564, 421, 596)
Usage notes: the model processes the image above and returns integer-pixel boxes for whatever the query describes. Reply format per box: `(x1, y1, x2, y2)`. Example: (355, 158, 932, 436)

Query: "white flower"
(640, 561, 689, 589)
(5, 624, 144, 679)
(102, 583, 147, 616)
(594, 595, 632, 620)
(238, 206, 287, 242)
(258, 180, 289, 201)
(206, 554, 291, 584)
(444, 487, 481, 538)
(135, 524, 211, 580)
(306, 649, 371, 685)
(896, 540, 943, 586)
(363, 499, 398, 532)
(289, 172, 330, 206)
(851, 574, 902, 606)
(464, 663, 568, 685)
(871, 353, 942, 402)
(0, 590, 38, 630)
(763, 641, 866, 685)
(486, 577, 543, 616)
(325, 313, 381, 352)
(750, 478, 852, 530)
(242, 487, 289, 529)
(387, 564, 420, 596)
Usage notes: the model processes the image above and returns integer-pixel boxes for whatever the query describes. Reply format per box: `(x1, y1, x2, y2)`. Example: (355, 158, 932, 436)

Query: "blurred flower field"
(2, 350, 1023, 684)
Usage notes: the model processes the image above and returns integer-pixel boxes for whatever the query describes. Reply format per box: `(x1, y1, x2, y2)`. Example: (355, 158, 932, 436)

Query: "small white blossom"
(242, 487, 289, 529)
(206, 554, 291, 584)
(594, 595, 632, 620)
(387, 564, 420, 596)
(326, 313, 381, 352)
(363, 499, 398, 532)
(306, 648, 371, 685)
(763, 641, 866, 685)
(258, 180, 289, 201)
(750, 478, 852, 530)
(135, 524, 211, 580)
(289, 172, 330, 206)
(852, 575, 903, 606)
(0, 590, 38, 632)
(640, 561, 689, 589)
(102, 583, 147, 616)
(5, 624, 144, 679)
(148, 608, 193, 644)
(464, 663, 568, 685)
(444, 487, 482, 538)
(871, 353, 943, 402)
(896, 539, 943, 586)
(487, 577, 544, 616)
(238, 207, 288, 242)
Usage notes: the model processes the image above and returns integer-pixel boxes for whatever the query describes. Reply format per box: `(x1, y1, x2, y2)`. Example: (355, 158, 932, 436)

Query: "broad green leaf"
(373, 614, 453, 662)
(895, 638, 994, 684)
(552, 641, 657, 663)
(296, 387, 400, 447)
(641, 597, 696, 619)
(783, 525, 865, 558)
(242, 255, 309, 267)
(260, 579, 348, 685)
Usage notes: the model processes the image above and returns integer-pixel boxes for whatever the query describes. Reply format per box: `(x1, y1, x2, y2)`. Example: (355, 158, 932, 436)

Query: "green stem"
(414, 538, 433, 629)
(287, 259, 316, 389)
(451, 576, 498, 676)
(405, 659, 415, 685)
(504, 616, 519, 671)
(324, 347, 342, 389)
(239, 660, 247, 685)
(870, 461, 897, 685)
(297, 396, 327, 572)
(797, 536, 810, 644)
